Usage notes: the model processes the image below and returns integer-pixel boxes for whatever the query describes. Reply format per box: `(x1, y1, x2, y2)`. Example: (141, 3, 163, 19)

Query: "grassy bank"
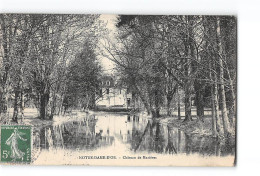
(0, 109, 54, 128)
(160, 116, 235, 139)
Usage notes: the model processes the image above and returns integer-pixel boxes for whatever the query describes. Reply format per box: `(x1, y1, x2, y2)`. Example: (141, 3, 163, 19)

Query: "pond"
(32, 112, 235, 164)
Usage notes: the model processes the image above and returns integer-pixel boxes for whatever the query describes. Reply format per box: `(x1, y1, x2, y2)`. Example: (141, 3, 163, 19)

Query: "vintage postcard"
(0, 14, 236, 166)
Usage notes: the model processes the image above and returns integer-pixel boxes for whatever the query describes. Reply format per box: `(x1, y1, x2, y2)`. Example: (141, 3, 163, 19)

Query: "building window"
(106, 88, 109, 94)
(127, 98, 131, 107)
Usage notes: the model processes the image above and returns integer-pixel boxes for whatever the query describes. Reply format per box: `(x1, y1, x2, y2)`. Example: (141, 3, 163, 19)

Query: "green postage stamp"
(1, 126, 31, 163)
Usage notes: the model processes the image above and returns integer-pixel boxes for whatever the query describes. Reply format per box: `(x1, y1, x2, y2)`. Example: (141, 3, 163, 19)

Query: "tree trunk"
(219, 72, 231, 136)
(216, 17, 231, 137)
(184, 85, 192, 122)
(12, 88, 19, 123)
(134, 84, 151, 115)
(183, 16, 194, 122)
(50, 99, 55, 120)
(19, 74, 25, 122)
(227, 71, 236, 128)
(177, 88, 181, 120)
(50, 91, 57, 120)
(209, 60, 218, 137)
(166, 95, 172, 116)
(20, 89, 25, 122)
(184, 133, 191, 154)
(196, 95, 204, 121)
(211, 86, 217, 137)
(39, 93, 49, 120)
(154, 90, 160, 118)
(211, 90, 218, 137)
(0, 92, 6, 114)
(213, 67, 224, 136)
(40, 94, 46, 119)
(177, 129, 181, 152)
(141, 93, 151, 115)
(0, 84, 8, 114)
(195, 84, 205, 122)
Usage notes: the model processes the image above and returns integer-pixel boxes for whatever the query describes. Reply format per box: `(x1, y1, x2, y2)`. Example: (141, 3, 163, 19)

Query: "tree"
(0, 14, 21, 116)
(64, 42, 101, 111)
(0, 14, 101, 121)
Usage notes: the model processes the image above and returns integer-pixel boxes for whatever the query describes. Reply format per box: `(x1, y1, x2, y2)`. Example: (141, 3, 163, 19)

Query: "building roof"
(99, 76, 115, 88)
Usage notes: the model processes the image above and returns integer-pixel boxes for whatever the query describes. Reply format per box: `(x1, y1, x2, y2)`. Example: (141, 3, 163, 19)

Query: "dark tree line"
(63, 42, 101, 112)
(0, 14, 236, 138)
(0, 14, 102, 122)
(103, 15, 236, 137)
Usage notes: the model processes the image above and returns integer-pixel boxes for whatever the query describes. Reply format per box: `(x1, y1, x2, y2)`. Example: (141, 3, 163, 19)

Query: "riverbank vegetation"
(0, 14, 236, 139)
(0, 14, 102, 123)
(102, 15, 236, 138)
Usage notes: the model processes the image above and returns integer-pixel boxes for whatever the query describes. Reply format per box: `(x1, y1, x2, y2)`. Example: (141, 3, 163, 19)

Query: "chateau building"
(95, 76, 132, 109)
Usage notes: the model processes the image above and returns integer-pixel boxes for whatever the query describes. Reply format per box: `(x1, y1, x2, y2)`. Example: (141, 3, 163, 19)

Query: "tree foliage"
(0, 14, 102, 121)
(103, 15, 236, 137)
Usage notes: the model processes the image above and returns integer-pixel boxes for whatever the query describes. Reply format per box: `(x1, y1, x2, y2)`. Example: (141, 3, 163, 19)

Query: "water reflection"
(35, 112, 235, 156)
(39, 115, 114, 151)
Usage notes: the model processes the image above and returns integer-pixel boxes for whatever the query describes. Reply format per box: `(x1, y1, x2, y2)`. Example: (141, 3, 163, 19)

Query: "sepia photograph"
(0, 14, 236, 166)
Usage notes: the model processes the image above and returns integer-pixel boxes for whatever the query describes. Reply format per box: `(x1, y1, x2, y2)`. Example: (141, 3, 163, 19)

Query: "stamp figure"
(1, 126, 31, 163)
